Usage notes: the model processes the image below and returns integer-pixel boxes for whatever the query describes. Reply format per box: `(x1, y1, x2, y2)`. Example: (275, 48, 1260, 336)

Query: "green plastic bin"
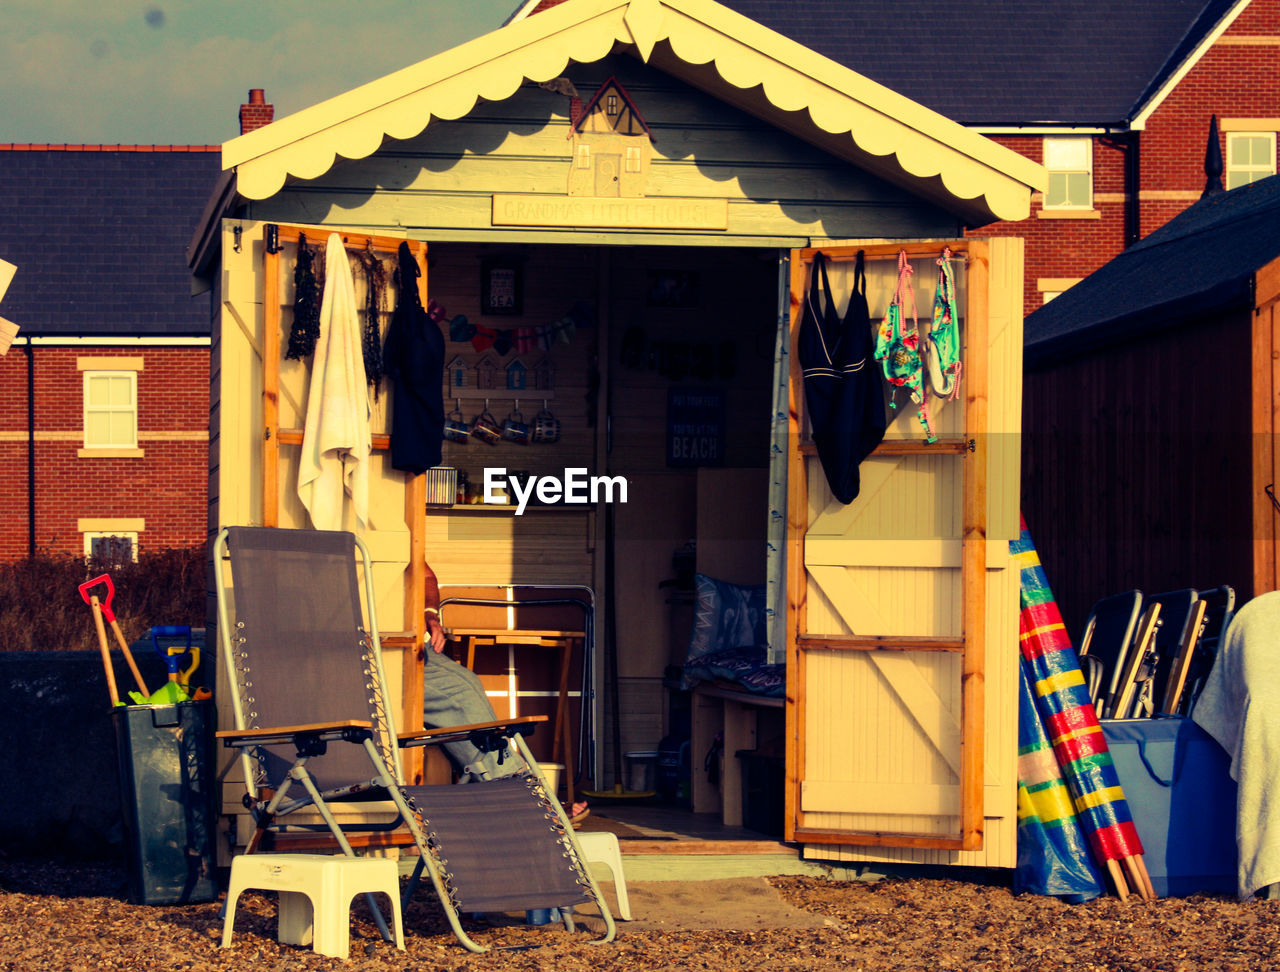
(111, 700, 217, 905)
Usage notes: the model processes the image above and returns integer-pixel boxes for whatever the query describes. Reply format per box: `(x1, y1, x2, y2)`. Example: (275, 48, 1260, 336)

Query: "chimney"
(239, 89, 274, 135)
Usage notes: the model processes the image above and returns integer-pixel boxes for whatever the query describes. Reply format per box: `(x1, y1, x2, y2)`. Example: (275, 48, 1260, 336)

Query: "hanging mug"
(533, 407, 561, 444)
(502, 409, 531, 445)
(471, 409, 502, 445)
(443, 409, 470, 443)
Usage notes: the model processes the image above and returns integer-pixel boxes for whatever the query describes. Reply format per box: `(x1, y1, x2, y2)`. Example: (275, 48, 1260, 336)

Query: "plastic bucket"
(624, 750, 658, 792)
(538, 762, 564, 795)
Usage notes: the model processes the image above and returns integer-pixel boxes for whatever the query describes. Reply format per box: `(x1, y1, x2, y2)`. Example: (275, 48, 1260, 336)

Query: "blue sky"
(1, 1, 520, 144)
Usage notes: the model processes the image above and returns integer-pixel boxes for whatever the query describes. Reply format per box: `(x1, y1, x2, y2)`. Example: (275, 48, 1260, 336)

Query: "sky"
(0, 0, 523, 145)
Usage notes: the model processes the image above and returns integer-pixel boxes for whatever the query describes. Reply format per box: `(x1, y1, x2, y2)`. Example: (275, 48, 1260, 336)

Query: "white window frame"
(82, 370, 138, 449)
(1226, 132, 1276, 190)
(83, 531, 139, 563)
(1042, 137, 1094, 210)
(1038, 277, 1082, 305)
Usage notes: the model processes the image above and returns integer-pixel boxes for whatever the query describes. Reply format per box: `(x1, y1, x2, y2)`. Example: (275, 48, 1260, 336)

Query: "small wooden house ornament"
(445, 355, 469, 390)
(506, 356, 529, 391)
(474, 353, 500, 390)
(567, 76, 654, 198)
(532, 356, 555, 391)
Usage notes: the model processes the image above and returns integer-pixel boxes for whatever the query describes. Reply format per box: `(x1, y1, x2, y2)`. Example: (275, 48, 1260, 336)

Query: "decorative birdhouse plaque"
(506, 357, 529, 391)
(474, 353, 500, 390)
(445, 355, 469, 390)
(532, 356, 556, 391)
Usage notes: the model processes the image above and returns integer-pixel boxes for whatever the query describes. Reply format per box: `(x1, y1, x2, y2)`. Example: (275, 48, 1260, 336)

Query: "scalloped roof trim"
(225, 0, 1041, 221)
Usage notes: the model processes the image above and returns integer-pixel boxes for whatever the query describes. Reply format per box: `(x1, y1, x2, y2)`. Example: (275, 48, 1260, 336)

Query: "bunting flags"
(435, 301, 590, 353)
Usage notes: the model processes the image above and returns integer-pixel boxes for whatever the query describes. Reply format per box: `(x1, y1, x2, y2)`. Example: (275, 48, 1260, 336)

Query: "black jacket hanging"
(382, 242, 444, 474)
(798, 250, 886, 504)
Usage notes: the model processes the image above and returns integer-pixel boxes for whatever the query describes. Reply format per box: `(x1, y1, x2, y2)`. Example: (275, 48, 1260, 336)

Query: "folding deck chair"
(1106, 589, 1204, 719)
(1078, 590, 1143, 716)
(213, 526, 616, 953)
(1141, 589, 1208, 717)
(1179, 585, 1236, 717)
(1106, 601, 1162, 720)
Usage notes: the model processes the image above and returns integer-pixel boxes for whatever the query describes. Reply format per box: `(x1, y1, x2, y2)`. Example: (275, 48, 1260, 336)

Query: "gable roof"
(1023, 175, 1280, 364)
(517, 0, 1245, 128)
(220, 0, 1042, 226)
(573, 76, 653, 137)
(0, 147, 220, 338)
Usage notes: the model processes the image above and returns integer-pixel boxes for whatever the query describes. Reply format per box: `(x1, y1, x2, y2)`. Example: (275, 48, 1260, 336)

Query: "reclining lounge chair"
(213, 526, 616, 952)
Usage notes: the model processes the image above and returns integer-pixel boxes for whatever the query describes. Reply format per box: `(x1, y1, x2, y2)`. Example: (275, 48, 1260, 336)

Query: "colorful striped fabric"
(1012, 517, 1145, 865)
(1016, 658, 1104, 900)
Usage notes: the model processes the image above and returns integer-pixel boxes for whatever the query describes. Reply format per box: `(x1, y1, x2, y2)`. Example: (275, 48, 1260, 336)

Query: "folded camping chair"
(1141, 589, 1208, 716)
(213, 526, 616, 953)
(1078, 590, 1143, 716)
(1179, 585, 1236, 717)
(1116, 588, 1197, 717)
(1106, 601, 1162, 720)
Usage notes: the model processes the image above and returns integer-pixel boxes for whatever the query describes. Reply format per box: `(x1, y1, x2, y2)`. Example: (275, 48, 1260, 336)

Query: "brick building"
(0, 145, 221, 561)
(968, 0, 1277, 313)
(514, 0, 1275, 314)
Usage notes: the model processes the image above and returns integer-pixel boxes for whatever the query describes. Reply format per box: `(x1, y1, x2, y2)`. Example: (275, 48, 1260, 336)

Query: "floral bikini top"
(874, 250, 935, 443)
(927, 246, 962, 400)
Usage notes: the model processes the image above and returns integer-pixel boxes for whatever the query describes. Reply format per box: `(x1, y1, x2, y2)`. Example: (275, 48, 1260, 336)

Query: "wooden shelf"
(443, 388, 554, 401)
(798, 436, 971, 457)
(797, 634, 965, 653)
(274, 428, 391, 450)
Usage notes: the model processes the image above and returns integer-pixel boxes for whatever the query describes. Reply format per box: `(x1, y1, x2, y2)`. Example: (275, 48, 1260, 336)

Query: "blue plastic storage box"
(1101, 717, 1237, 897)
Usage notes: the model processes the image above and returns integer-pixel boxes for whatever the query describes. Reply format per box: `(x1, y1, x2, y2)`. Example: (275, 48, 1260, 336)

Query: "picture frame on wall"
(481, 257, 523, 315)
(666, 386, 725, 467)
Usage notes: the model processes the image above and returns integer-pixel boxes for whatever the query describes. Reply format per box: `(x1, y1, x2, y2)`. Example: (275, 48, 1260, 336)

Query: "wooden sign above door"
(491, 194, 728, 230)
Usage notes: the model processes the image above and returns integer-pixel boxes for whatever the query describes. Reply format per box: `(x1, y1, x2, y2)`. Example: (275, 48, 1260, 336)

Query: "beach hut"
(190, 0, 1039, 871)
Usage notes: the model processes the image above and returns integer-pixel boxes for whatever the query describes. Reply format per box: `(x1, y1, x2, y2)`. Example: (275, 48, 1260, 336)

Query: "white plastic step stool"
(575, 831, 631, 920)
(221, 853, 405, 959)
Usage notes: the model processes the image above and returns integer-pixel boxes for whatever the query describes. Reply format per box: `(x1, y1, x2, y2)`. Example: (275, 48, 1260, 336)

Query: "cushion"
(681, 644, 784, 697)
(681, 574, 768, 690)
(686, 574, 766, 661)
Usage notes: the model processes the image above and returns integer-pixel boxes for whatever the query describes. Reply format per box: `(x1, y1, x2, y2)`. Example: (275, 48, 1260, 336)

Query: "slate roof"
(1023, 176, 1280, 364)
(716, 0, 1236, 125)
(0, 147, 220, 337)
(521, 0, 1238, 126)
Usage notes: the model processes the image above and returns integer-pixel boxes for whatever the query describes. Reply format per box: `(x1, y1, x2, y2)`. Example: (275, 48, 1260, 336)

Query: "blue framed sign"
(666, 386, 725, 467)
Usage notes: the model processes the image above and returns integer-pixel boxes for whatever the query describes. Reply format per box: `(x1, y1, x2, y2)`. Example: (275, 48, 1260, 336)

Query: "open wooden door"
(785, 239, 1023, 866)
(259, 224, 431, 782)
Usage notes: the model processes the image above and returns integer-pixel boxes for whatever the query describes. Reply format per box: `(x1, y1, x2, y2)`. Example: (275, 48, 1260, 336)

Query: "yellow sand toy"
(128, 626, 206, 705)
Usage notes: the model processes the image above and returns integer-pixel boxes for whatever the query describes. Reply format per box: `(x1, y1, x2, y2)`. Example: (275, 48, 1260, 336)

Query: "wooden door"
(595, 155, 621, 196)
(785, 239, 1023, 865)
(258, 223, 431, 779)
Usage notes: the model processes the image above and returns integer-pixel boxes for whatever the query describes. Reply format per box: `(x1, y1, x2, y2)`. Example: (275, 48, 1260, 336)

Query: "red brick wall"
(969, 0, 1280, 315)
(966, 136, 1130, 317)
(0, 345, 209, 560)
(1140, 0, 1280, 233)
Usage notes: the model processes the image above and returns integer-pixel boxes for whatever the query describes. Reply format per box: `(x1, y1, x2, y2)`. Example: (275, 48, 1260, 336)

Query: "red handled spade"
(79, 573, 150, 705)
